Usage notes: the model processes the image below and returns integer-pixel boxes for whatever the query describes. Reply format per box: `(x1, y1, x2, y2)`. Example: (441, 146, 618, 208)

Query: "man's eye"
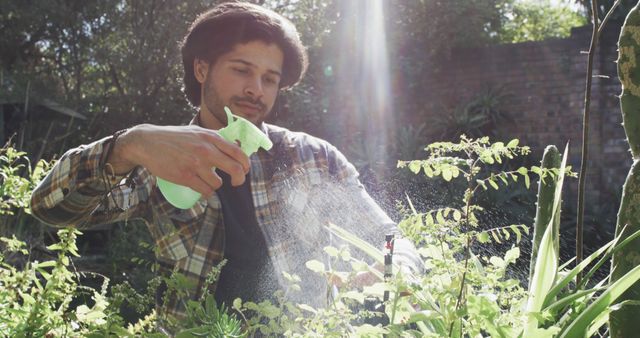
(265, 77, 277, 85)
(233, 68, 249, 74)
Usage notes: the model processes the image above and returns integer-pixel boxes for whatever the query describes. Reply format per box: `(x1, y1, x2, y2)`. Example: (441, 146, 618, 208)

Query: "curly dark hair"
(181, 2, 308, 107)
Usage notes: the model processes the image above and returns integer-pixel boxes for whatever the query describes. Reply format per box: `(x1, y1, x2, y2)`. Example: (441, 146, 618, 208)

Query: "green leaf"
(442, 166, 453, 181)
(453, 210, 462, 222)
(499, 174, 508, 185)
(35, 260, 56, 268)
(351, 260, 370, 272)
(354, 324, 389, 335)
(233, 298, 242, 310)
(477, 232, 490, 243)
(524, 174, 531, 189)
(46, 243, 62, 251)
(491, 230, 502, 244)
(507, 139, 520, 148)
(517, 167, 528, 175)
(425, 213, 434, 226)
(341, 290, 365, 304)
(504, 247, 520, 264)
(327, 224, 384, 266)
(408, 161, 421, 174)
(501, 227, 510, 240)
(35, 267, 51, 280)
(531, 166, 542, 175)
(297, 303, 318, 314)
(451, 165, 460, 178)
(424, 164, 434, 177)
(523, 219, 558, 335)
(324, 246, 339, 257)
(489, 179, 499, 190)
(340, 249, 352, 261)
(510, 224, 522, 243)
(436, 210, 446, 224)
(490, 256, 505, 269)
(305, 260, 325, 274)
(483, 154, 495, 164)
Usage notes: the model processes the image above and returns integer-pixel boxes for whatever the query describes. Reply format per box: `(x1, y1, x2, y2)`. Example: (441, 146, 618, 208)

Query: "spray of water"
(254, 169, 395, 307)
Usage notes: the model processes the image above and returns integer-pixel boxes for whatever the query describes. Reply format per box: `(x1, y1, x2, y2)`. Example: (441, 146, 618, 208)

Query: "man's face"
(195, 40, 284, 128)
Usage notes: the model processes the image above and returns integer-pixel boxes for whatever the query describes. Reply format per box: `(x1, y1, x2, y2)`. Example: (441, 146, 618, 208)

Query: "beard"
(202, 76, 269, 127)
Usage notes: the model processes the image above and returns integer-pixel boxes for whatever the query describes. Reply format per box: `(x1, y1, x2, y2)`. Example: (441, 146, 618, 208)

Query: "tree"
(500, 1, 587, 43)
(576, 0, 638, 22)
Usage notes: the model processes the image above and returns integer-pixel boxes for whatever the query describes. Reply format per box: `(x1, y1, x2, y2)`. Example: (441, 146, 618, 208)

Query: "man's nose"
(244, 78, 264, 99)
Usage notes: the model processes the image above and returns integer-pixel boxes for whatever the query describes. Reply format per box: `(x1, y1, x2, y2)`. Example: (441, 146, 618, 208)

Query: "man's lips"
(234, 102, 263, 115)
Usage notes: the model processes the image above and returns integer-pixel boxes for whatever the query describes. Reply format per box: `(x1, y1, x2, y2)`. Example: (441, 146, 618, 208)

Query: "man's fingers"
(195, 165, 224, 194)
(205, 133, 251, 173)
(184, 174, 219, 197)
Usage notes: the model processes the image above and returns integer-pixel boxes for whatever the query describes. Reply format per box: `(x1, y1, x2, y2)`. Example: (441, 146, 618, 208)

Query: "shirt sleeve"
(325, 143, 424, 275)
(30, 135, 152, 229)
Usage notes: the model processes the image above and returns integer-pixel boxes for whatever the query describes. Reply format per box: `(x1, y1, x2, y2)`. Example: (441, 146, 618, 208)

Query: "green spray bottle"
(157, 106, 273, 209)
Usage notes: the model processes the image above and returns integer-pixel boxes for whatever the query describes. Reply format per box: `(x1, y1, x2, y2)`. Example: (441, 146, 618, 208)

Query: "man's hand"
(107, 124, 250, 197)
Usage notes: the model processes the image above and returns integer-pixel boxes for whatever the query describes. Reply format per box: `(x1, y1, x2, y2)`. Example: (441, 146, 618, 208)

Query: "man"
(30, 1, 420, 325)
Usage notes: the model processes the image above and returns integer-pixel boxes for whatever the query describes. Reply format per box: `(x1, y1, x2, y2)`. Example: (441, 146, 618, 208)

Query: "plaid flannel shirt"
(30, 122, 421, 322)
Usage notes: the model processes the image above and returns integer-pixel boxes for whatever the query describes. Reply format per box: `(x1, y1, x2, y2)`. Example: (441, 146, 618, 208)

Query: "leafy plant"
(0, 145, 247, 337)
(433, 87, 513, 141)
(226, 136, 567, 336)
(0, 145, 50, 216)
(177, 295, 246, 338)
(328, 139, 640, 337)
(500, 0, 587, 43)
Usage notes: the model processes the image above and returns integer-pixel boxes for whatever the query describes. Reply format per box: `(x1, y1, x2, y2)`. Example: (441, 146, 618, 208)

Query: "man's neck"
(197, 108, 225, 130)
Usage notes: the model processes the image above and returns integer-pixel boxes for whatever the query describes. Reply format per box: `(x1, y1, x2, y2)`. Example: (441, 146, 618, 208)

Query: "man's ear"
(194, 58, 209, 84)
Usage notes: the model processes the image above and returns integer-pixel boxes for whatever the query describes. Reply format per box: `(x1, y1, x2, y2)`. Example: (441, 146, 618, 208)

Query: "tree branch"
(577, 0, 600, 285)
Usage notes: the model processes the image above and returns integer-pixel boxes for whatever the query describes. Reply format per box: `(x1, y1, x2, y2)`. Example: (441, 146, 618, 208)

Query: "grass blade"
(327, 223, 384, 265)
(545, 227, 640, 305)
(559, 264, 640, 338)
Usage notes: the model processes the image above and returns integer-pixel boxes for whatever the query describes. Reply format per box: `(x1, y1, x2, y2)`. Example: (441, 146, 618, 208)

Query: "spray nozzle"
(157, 106, 272, 209)
(218, 106, 273, 155)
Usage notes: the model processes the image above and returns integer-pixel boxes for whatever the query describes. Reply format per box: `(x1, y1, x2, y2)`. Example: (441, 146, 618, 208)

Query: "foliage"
(0, 145, 246, 337)
(0, 227, 128, 337)
(3, 135, 640, 336)
(217, 137, 561, 336)
(178, 295, 246, 338)
(432, 87, 514, 141)
(577, 0, 638, 23)
(0, 145, 52, 253)
(0, 146, 50, 216)
(500, 1, 587, 43)
(222, 136, 640, 337)
(0, 226, 246, 337)
(2, 0, 199, 157)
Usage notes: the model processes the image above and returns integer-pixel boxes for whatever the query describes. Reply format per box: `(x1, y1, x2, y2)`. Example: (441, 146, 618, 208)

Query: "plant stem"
(598, 0, 623, 39)
(448, 157, 475, 337)
(577, 0, 600, 285)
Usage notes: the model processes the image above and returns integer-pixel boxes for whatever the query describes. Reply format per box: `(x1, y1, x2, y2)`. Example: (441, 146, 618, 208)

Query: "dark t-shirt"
(213, 170, 277, 306)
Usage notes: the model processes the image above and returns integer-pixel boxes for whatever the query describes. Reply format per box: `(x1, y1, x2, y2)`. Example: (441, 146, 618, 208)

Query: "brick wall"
(418, 24, 629, 206)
